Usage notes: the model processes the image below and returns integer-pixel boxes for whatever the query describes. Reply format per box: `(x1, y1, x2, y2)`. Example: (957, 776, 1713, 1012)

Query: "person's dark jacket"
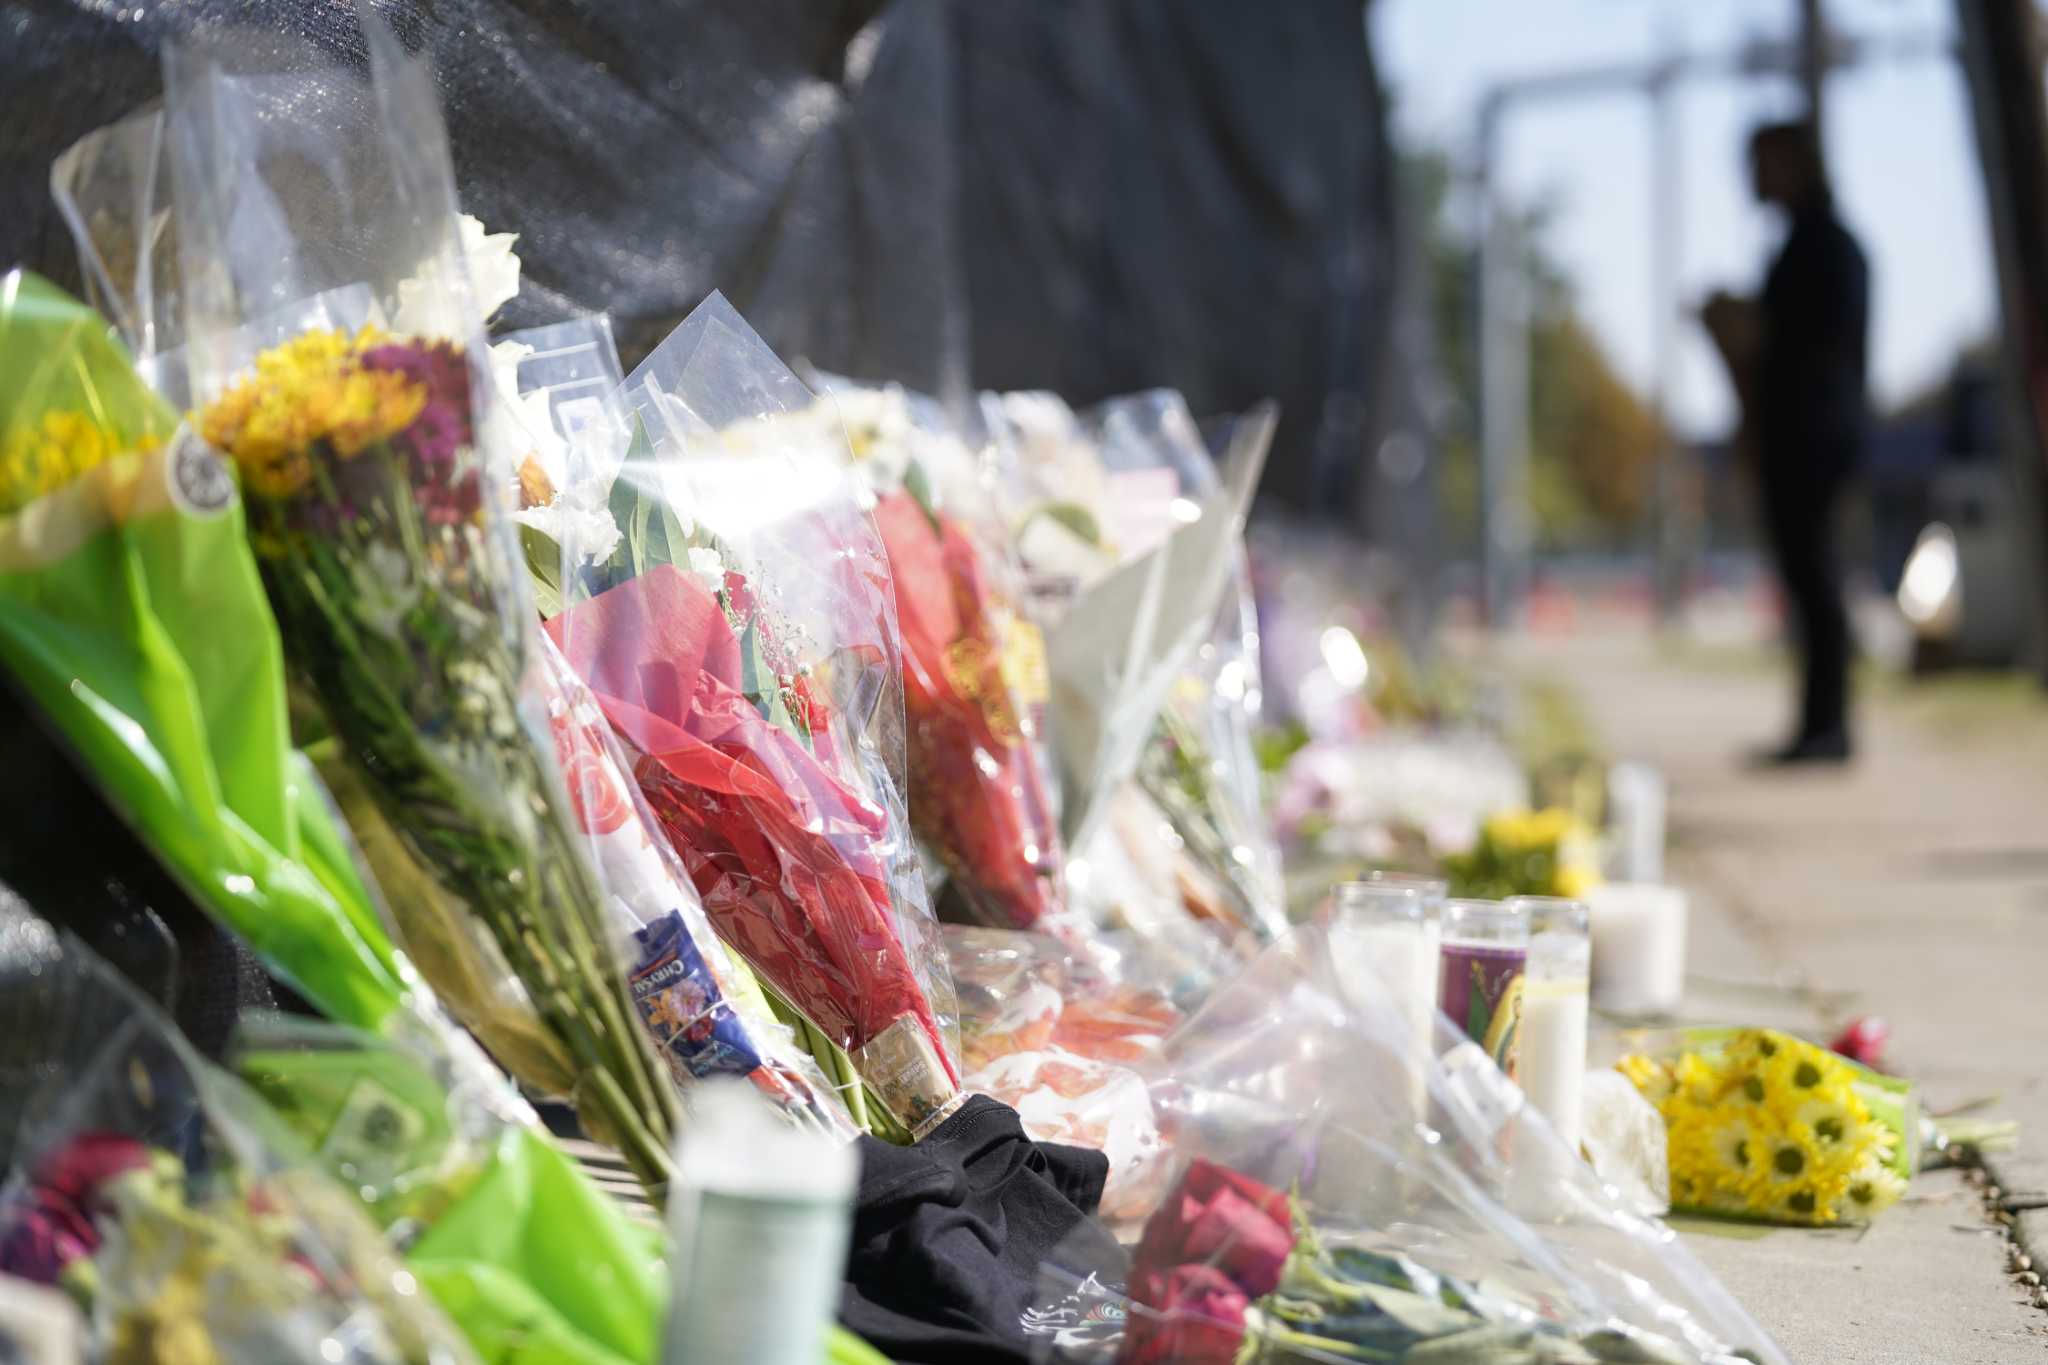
(1756, 195, 1870, 483)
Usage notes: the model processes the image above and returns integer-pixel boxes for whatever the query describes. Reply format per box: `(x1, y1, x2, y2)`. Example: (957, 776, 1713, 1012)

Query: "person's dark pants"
(1760, 465, 1852, 743)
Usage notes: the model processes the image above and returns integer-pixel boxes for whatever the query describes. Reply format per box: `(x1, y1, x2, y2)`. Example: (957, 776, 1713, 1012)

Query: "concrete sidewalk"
(1507, 626, 2048, 1362)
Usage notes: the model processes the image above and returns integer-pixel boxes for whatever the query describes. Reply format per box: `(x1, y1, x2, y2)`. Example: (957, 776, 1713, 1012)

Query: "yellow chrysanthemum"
(1787, 1092, 1866, 1149)
(1760, 1033, 1851, 1102)
(1672, 1050, 1723, 1106)
(1838, 1161, 1908, 1220)
(1704, 1114, 1765, 1193)
(1616, 1053, 1673, 1103)
(198, 327, 425, 495)
(1556, 859, 1605, 900)
(0, 409, 120, 513)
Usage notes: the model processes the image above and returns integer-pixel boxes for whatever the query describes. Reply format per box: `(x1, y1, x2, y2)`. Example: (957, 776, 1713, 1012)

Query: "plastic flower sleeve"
(535, 631, 856, 1141)
(48, 105, 185, 368)
(800, 376, 1070, 937)
(947, 926, 1178, 1222)
(1030, 924, 1788, 1365)
(1085, 393, 1285, 943)
(162, 11, 679, 1196)
(495, 315, 855, 1139)
(0, 270, 412, 1035)
(546, 292, 962, 1140)
(0, 926, 476, 1365)
(232, 1014, 667, 1365)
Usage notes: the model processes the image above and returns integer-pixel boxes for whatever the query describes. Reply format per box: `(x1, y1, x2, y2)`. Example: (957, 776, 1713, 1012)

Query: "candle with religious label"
(1512, 896, 1591, 1151)
(1437, 898, 1528, 1078)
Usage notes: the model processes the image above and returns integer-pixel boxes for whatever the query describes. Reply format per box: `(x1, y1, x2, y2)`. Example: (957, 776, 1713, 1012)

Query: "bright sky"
(1375, 0, 1995, 440)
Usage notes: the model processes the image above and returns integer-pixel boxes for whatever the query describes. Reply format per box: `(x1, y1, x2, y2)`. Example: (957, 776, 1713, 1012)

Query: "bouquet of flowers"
(234, 1015, 671, 1365)
(0, 263, 675, 1360)
(162, 19, 677, 1193)
(818, 381, 1067, 934)
(1441, 807, 1604, 901)
(0, 271, 412, 1035)
(0, 953, 474, 1365)
(1115, 1158, 1748, 1365)
(545, 294, 960, 1140)
(537, 631, 852, 1138)
(1031, 924, 1788, 1365)
(985, 388, 1280, 941)
(1617, 1028, 1916, 1226)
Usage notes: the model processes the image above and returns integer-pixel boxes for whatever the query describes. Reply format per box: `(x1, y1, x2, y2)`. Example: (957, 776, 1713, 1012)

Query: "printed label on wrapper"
(165, 424, 236, 519)
(854, 1016, 964, 1139)
(630, 909, 766, 1085)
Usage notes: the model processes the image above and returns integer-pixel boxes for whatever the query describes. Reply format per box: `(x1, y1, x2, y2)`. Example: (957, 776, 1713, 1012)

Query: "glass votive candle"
(1326, 880, 1444, 1100)
(1511, 896, 1591, 1152)
(1584, 881, 1688, 1017)
(1437, 898, 1528, 1076)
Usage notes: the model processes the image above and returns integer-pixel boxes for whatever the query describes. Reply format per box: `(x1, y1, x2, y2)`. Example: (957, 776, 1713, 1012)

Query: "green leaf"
(1037, 501, 1102, 546)
(520, 524, 565, 620)
(903, 458, 943, 535)
(737, 615, 795, 734)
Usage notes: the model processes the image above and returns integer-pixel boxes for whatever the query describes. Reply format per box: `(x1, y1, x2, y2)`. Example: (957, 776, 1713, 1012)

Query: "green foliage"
(1408, 152, 1666, 550)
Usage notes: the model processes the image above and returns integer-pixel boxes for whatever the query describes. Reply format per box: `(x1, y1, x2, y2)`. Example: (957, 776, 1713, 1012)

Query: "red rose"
(1119, 1264, 1250, 1365)
(0, 1133, 151, 1284)
(1830, 1016, 1889, 1069)
(1132, 1159, 1296, 1298)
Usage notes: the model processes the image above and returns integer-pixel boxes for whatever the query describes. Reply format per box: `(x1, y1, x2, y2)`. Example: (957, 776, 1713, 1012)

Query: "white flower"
(390, 214, 522, 336)
(686, 546, 726, 594)
(513, 496, 622, 571)
(459, 214, 524, 320)
(482, 337, 571, 489)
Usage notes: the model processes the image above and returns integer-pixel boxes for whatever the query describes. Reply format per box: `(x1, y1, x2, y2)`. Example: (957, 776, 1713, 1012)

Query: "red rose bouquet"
(875, 484, 1065, 930)
(546, 295, 960, 1140)
(808, 381, 1069, 935)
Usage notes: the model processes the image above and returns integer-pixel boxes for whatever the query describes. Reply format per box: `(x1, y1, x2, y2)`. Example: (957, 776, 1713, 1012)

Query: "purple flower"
(419, 469, 484, 527)
(407, 399, 469, 471)
(361, 341, 476, 476)
(361, 339, 471, 408)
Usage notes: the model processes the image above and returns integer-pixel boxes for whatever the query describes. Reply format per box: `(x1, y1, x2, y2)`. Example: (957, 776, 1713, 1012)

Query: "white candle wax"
(1606, 762, 1667, 883)
(1519, 977, 1589, 1152)
(1586, 882, 1688, 1016)
(1329, 920, 1437, 1115)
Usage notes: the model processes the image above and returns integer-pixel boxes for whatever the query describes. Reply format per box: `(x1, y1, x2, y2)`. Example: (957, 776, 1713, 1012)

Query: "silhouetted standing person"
(1703, 121, 1869, 764)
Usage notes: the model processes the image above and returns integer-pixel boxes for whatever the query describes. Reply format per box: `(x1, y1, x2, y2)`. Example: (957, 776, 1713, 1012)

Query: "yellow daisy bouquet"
(1618, 1027, 1918, 1225)
(1440, 806, 1603, 901)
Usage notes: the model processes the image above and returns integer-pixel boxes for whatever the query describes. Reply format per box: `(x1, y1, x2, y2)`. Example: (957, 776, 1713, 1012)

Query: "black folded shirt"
(840, 1095, 1122, 1365)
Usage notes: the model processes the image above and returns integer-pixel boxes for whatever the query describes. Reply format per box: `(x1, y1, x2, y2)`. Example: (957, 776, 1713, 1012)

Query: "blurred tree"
(1410, 152, 1663, 550)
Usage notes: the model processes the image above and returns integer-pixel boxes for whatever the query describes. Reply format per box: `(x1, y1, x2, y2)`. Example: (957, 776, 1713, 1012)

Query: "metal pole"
(1476, 94, 1530, 629)
(1954, 0, 2048, 681)
(1799, 0, 1829, 135)
(1649, 49, 1686, 623)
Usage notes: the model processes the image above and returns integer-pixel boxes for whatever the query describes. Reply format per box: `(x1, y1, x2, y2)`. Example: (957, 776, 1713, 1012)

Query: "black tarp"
(3, 0, 1416, 515)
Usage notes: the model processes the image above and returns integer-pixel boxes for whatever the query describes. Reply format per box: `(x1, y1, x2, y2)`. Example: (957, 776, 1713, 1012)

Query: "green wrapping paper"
(242, 1034, 663, 1365)
(0, 270, 407, 1030)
